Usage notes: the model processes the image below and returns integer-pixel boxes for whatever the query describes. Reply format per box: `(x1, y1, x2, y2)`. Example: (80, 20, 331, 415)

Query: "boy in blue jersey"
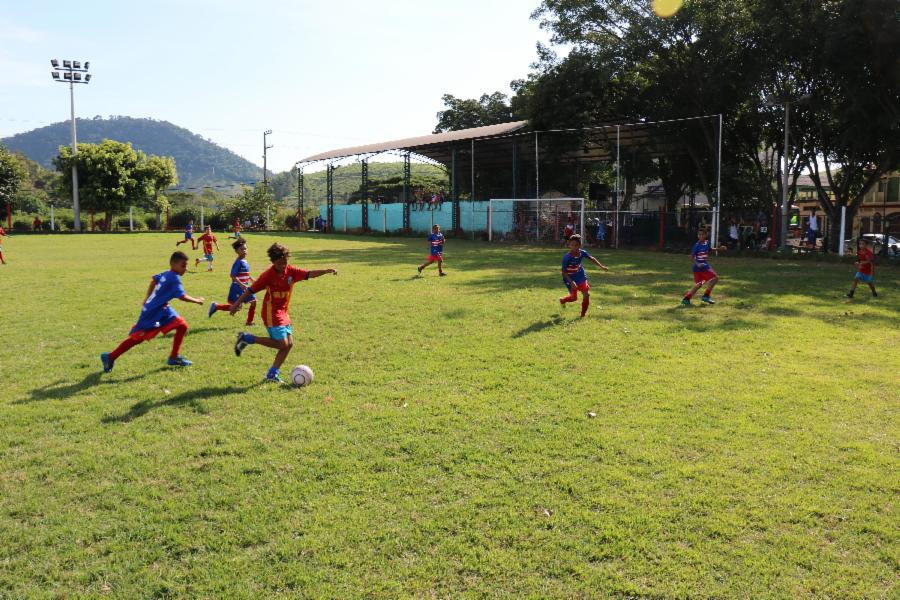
(417, 224, 446, 276)
(560, 234, 609, 317)
(682, 228, 719, 305)
(208, 239, 257, 325)
(100, 251, 205, 372)
(176, 219, 196, 249)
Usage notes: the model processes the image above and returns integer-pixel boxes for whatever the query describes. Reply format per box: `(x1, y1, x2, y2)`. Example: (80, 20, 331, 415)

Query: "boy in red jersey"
(100, 251, 204, 372)
(208, 239, 257, 325)
(681, 229, 719, 306)
(847, 238, 878, 298)
(230, 242, 337, 383)
(227, 218, 242, 240)
(0, 225, 7, 264)
(560, 234, 609, 317)
(195, 226, 219, 271)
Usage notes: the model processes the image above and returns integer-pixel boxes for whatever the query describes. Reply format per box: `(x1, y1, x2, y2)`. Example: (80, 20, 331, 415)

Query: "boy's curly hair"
(267, 242, 290, 262)
(232, 239, 246, 251)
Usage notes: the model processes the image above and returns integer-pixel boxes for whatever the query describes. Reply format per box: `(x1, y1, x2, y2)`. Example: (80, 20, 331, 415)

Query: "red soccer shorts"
(425, 253, 443, 263)
(128, 316, 187, 342)
(567, 280, 590, 293)
(693, 269, 717, 284)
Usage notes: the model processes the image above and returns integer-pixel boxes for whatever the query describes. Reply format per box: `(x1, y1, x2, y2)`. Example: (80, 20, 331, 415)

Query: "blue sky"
(0, 0, 552, 172)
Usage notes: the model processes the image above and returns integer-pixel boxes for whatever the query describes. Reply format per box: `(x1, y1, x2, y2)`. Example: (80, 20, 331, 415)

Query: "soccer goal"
(487, 198, 586, 243)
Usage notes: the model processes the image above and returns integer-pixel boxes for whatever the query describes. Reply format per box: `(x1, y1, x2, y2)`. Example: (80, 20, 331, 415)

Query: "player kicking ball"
(682, 228, 719, 305)
(417, 224, 446, 276)
(100, 251, 204, 372)
(560, 234, 609, 318)
(208, 239, 257, 326)
(230, 242, 337, 384)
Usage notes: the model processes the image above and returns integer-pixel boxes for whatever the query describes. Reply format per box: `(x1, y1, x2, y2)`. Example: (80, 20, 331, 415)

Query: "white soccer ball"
(290, 365, 314, 387)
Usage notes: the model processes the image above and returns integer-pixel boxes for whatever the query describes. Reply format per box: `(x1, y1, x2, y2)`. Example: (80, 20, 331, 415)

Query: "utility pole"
(263, 130, 273, 188)
(50, 59, 91, 232)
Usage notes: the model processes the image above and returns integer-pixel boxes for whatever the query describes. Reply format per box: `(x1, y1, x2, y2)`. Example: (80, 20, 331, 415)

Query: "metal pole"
(714, 114, 723, 247)
(580, 197, 585, 239)
(51, 205, 55, 231)
(129, 206, 133, 232)
(488, 200, 492, 242)
(534, 132, 540, 200)
(470, 139, 475, 201)
(69, 80, 81, 232)
(781, 102, 790, 250)
(615, 125, 620, 249)
(839, 206, 847, 256)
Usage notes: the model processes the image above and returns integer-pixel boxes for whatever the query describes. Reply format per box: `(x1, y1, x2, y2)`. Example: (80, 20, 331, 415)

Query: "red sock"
(246, 303, 256, 325)
(216, 303, 231, 311)
(581, 297, 590, 316)
(704, 289, 712, 297)
(685, 292, 694, 299)
(169, 324, 188, 358)
(109, 336, 141, 360)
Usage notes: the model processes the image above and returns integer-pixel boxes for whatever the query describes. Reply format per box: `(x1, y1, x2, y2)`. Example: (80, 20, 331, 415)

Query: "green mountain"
(1, 116, 262, 190)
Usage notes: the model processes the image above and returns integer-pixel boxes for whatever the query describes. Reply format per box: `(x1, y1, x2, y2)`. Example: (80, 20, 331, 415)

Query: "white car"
(845, 234, 900, 256)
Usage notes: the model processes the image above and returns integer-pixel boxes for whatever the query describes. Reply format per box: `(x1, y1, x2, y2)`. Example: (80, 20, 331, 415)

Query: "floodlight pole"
(781, 102, 790, 250)
(263, 130, 273, 188)
(714, 114, 723, 247)
(51, 59, 91, 232)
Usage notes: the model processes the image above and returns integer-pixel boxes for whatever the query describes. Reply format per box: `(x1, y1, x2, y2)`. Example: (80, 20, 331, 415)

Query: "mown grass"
(1, 233, 897, 598)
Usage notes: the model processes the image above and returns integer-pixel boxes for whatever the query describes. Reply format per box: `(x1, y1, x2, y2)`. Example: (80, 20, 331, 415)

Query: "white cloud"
(0, 18, 47, 44)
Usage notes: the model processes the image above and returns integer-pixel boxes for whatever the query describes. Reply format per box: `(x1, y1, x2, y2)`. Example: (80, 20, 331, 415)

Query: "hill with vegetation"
(2, 116, 262, 189)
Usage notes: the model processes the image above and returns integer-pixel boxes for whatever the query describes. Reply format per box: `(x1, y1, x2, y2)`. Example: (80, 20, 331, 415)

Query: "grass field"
(1, 232, 898, 598)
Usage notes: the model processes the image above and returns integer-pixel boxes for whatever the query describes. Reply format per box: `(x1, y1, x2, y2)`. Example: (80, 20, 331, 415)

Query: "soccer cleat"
(417, 266, 423, 274)
(264, 374, 287, 385)
(234, 332, 249, 357)
(846, 291, 854, 298)
(439, 272, 447, 277)
(208, 302, 217, 318)
(681, 298, 692, 306)
(194, 258, 200, 267)
(701, 295, 715, 304)
(100, 352, 115, 373)
(167, 356, 193, 367)
(872, 291, 878, 297)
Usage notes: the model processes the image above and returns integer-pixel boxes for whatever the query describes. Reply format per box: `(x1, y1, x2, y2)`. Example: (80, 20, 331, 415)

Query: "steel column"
(297, 168, 304, 230)
(361, 158, 369, 232)
(326, 164, 334, 230)
(403, 153, 411, 230)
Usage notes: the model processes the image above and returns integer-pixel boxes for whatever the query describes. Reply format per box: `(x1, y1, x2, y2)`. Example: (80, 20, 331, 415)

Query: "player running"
(230, 242, 337, 384)
(0, 225, 7, 264)
(100, 251, 204, 372)
(417, 224, 446, 276)
(847, 238, 878, 298)
(227, 218, 242, 239)
(682, 228, 719, 306)
(176, 218, 196, 249)
(208, 239, 257, 325)
(195, 226, 219, 271)
(559, 234, 609, 318)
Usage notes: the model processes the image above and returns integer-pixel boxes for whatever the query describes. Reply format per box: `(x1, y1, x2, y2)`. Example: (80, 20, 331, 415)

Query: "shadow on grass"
(20, 368, 167, 404)
(512, 315, 565, 338)
(101, 384, 257, 423)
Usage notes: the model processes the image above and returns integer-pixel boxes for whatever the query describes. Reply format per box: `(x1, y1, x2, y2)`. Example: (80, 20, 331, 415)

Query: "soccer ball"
(290, 365, 314, 387)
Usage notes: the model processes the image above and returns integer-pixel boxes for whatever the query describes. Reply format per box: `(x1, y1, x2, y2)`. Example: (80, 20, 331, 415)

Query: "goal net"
(487, 198, 585, 243)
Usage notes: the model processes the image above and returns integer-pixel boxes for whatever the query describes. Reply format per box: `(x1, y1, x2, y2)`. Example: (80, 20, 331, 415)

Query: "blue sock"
(244, 333, 256, 344)
(266, 367, 279, 378)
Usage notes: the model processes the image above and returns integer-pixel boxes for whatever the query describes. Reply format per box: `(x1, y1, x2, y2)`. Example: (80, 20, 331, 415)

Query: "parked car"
(844, 234, 900, 256)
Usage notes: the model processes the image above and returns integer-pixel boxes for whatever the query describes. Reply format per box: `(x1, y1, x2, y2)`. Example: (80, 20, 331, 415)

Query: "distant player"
(564, 217, 575, 241)
(231, 242, 338, 384)
(847, 238, 877, 298)
(100, 251, 204, 372)
(0, 225, 7, 264)
(195, 226, 219, 271)
(559, 234, 608, 318)
(227, 218, 242, 239)
(176, 218, 196, 249)
(682, 228, 719, 305)
(208, 239, 257, 325)
(417, 224, 446, 276)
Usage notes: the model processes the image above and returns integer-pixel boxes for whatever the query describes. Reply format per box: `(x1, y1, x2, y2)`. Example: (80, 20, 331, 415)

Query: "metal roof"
(297, 120, 529, 164)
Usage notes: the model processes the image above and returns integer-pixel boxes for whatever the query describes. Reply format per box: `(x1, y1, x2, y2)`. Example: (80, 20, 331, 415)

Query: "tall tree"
(433, 92, 516, 133)
(136, 155, 178, 229)
(0, 145, 26, 225)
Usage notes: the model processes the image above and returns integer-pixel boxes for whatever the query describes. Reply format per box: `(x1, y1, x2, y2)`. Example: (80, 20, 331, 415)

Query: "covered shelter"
(294, 115, 723, 243)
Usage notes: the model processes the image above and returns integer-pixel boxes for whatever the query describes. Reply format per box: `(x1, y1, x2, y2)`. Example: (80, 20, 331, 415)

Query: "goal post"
(487, 198, 586, 243)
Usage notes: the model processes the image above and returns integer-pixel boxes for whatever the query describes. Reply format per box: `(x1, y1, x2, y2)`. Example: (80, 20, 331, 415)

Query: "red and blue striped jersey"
(429, 233, 444, 255)
(562, 249, 592, 284)
(230, 258, 252, 287)
(691, 241, 712, 272)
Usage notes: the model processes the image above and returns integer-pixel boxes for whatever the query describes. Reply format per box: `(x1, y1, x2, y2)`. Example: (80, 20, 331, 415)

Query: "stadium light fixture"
(50, 58, 92, 232)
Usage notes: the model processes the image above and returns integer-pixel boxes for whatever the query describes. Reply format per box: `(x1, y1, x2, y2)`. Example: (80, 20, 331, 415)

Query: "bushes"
(12, 221, 30, 232)
(169, 208, 198, 229)
(145, 215, 161, 230)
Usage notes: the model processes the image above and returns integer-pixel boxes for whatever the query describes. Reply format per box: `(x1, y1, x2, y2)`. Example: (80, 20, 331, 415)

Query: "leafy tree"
(224, 185, 276, 227)
(433, 92, 517, 133)
(0, 144, 26, 220)
(136, 154, 178, 229)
